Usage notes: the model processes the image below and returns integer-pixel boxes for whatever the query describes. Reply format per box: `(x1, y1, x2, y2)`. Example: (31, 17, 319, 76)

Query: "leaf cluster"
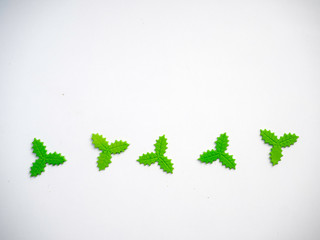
(91, 133, 129, 171)
(260, 129, 298, 165)
(198, 133, 236, 169)
(137, 135, 174, 173)
(30, 138, 66, 177)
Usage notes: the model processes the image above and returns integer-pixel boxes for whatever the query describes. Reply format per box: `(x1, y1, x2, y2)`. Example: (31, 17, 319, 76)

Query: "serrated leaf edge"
(137, 135, 173, 174)
(260, 129, 279, 146)
(260, 130, 298, 166)
(32, 138, 47, 158)
(109, 140, 129, 154)
(198, 133, 236, 170)
(30, 139, 66, 177)
(91, 133, 129, 171)
(154, 135, 168, 156)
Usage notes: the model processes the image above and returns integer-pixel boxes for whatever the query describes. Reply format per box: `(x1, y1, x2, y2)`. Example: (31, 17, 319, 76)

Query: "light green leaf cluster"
(137, 135, 174, 174)
(198, 133, 236, 169)
(260, 130, 299, 165)
(91, 133, 129, 171)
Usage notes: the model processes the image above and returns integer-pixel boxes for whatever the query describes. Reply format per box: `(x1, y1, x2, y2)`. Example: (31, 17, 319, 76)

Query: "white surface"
(1, 1, 320, 239)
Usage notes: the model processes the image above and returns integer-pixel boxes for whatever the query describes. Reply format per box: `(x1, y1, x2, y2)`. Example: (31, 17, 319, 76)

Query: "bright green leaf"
(219, 153, 236, 169)
(137, 135, 174, 174)
(30, 139, 66, 177)
(46, 152, 66, 165)
(199, 150, 219, 163)
(30, 158, 46, 177)
(97, 151, 112, 171)
(154, 135, 168, 156)
(32, 138, 47, 158)
(260, 129, 279, 146)
(92, 133, 109, 151)
(198, 133, 236, 170)
(215, 133, 229, 153)
(260, 130, 298, 166)
(279, 133, 299, 148)
(137, 153, 158, 166)
(270, 145, 283, 165)
(158, 156, 174, 173)
(91, 133, 129, 171)
(109, 140, 129, 154)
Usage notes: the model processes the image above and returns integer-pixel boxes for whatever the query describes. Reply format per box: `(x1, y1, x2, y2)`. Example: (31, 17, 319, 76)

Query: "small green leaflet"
(91, 133, 129, 171)
(260, 129, 298, 166)
(198, 133, 236, 169)
(137, 135, 174, 174)
(30, 138, 66, 177)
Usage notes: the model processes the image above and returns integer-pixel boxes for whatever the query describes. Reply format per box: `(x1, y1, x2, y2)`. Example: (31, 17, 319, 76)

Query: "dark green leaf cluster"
(30, 138, 66, 177)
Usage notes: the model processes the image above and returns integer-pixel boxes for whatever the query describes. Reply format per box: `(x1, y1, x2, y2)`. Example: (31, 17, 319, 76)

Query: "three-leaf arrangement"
(260, 129, 299, 165)
(198, 133, 236, 169)
(91, 133, 129, 171)
(30, 130, 299, 177)
(30, 138, 66, 177)
(137, 135, 174, 173)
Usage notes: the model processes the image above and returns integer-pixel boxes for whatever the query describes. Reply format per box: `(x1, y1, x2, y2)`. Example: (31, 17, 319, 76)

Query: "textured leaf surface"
(97, 151, 112, 171)
(199, 150, 219, 163)
(109, 140, 129, 154)
(158, 156, 174, 173)
(270, 146, 283, 165)
(92, 133, 109, 151)
(260, 129, 298, 166)
(137, 153, 158, 165)
(91, 133, 129, 171)
(30, 158, 46, 177)
(219, 153, 236, 169)
(137, 135, 173, 174)
(198, 133, 236, 170)
(279, 133, 299, 148)
(30, 139, 66, 177)
(154, 135, 167, 156)
(215, 133, 229, 153)
(46, 152, 66, 165)
(260, 129, 279, 146)
(32, 138, 47, 158)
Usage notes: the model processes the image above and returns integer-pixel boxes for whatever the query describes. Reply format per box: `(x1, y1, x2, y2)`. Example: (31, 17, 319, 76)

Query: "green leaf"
(215, 133, 229, 153)
(199, 150, 219, 163)
(260, 130, 298, 166)
(270, 146, 283, 165)
(97, 151, 112, 171)
(32, 138, 47, 158)
(137, 153, 158, 165)
(92, 133, 109, 151)
(137, 135, 173, 174)
(109, 140, 129, 154)
(198, 133, 236, 170)
(46, 152, 66, 165)
(260, 129, 278, 146)
(279, 133, 299, 148)
(30, 158, 46, 177)
(154, 135, 167, 156)
(30, 139, 66, 177)
(158, 156, 174, 174)
(91, 133, 129, 171)
(219, 153, 236, 169)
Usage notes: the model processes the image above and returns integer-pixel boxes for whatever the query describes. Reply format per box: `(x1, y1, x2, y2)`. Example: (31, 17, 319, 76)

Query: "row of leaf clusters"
(30, 130, 298, 177)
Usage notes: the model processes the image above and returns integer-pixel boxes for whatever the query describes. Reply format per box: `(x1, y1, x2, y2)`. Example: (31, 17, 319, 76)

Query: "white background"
(1, 1, 320, 239)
